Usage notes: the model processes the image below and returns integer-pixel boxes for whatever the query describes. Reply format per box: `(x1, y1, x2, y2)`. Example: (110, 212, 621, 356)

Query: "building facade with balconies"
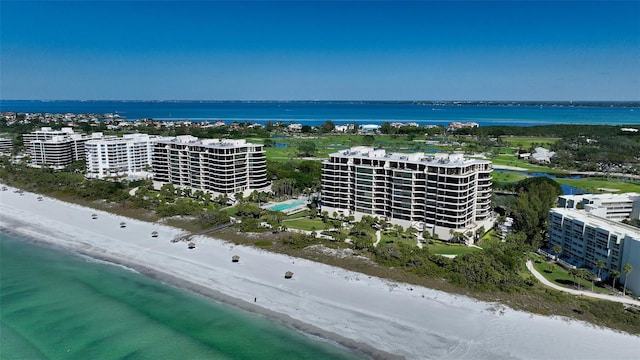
(548, 207, 640, 296)
(152, 135, 268, 195)
(23, 127, 89, 169)
(85, 133, 166, 179)
(321, 146, 493, 240)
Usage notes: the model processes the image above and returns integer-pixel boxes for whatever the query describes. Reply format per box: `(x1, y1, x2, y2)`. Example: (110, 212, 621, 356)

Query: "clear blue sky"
(1, 1, 639, 101)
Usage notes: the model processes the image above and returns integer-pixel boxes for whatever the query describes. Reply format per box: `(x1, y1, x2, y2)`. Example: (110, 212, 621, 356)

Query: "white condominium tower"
(152, 135, 268, 195)
(22, 127, 89, 169)
(85, 133, 166, 179)
(321, 147, 493, 240)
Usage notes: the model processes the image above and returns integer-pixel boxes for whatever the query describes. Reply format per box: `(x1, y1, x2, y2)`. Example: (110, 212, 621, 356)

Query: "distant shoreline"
(2, 99, 640, 107)
(2, 100, 638, 127)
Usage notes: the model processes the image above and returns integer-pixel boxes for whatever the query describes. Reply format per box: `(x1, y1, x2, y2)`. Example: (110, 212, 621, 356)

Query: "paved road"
(526, 260, 640, 306)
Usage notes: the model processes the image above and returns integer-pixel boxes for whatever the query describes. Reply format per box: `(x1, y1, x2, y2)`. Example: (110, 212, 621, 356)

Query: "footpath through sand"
(526, 259, 640, 306)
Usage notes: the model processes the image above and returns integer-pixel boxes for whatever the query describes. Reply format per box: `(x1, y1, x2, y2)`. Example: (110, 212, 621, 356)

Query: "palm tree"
(595, 260, 605, 282)
(568, 268, 579, 287)
(552, 245, 562, 262)
(622, 263, 633, 296)
(611, 269, 620, 291)
(578, 269, 593, 290)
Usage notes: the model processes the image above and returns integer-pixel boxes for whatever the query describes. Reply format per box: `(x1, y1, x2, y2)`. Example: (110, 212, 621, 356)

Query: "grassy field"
(490, 154, 568, 173)
(531, 256, 611, 295)
(263, 134, 460, 162)
(426, 241, 481, 255)
(282, 217, 330, 231)
(492, 171, 529, 183)
(555, 177, 640, 193)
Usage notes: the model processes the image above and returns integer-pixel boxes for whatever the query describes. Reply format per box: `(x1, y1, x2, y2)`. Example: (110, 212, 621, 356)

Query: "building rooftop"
(551, 207, 640, 239)
(156, 136, 258, 148)
(329, 146, 490, 167)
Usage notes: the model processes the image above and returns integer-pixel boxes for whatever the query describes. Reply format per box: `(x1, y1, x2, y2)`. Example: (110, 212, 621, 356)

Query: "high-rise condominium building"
(321, 147, 493, 239)
(23, 127, 89, 169)
(548, 193, 640, 296)
(85, 133, 167, 179)
(152, 135, 268, 195)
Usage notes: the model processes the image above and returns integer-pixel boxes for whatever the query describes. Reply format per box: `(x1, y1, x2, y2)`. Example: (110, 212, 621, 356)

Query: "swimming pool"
(269, 199, 307, 212)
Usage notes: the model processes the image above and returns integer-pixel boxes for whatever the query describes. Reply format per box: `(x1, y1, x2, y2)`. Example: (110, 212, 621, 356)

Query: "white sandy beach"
(1, 186, 639, 360)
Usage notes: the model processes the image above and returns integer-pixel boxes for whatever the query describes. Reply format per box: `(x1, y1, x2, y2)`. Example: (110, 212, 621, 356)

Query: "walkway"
(526, 260, 640, 306)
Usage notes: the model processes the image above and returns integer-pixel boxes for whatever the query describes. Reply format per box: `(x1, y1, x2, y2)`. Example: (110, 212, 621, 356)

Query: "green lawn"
(380, 231, 418, 247)
(282, 217, 330, 231)
(531, 257, 611, 294)
(501, 137, 561, 148)
(491, 154, 568, 173)
(555, 177, 640, 193)
(427, 242, 481, 255)
(492, 171, 529, 183)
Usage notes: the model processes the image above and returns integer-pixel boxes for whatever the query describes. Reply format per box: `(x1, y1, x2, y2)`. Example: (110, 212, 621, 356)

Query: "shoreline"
(0, 228, 388, 360)
(2, 185, 640, 360)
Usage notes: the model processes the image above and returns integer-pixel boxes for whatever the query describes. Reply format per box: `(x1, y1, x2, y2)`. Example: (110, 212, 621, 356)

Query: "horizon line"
(2, 99, 639, 104)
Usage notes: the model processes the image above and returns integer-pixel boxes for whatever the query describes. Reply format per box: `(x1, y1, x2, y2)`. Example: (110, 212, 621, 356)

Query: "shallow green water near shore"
(0, 232, 362, 360)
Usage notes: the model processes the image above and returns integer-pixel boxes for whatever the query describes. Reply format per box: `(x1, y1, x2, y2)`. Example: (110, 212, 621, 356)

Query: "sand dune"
(1, 185, 638, 360)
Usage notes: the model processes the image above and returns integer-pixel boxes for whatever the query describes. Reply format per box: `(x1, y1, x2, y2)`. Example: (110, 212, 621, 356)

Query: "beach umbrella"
(232, 255, 240, 263)
(284, 271, 294, 279)
(188, 242, 196, 249)
(151, 231, 159, 237)
(120, 222, 126, 228)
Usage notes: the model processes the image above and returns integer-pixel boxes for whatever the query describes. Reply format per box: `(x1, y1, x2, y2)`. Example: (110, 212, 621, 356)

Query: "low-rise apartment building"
(321, 147, 493, 240)
(152, 135, 268, 195)
(85, 133, 167, 179)
(548, 204, 640, 296)
(23, 127, 89, 169)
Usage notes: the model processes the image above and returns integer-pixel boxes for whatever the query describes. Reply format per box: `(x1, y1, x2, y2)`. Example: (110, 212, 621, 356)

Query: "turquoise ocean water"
(1, 100, 639, 126)
(0, 232, 363, 360)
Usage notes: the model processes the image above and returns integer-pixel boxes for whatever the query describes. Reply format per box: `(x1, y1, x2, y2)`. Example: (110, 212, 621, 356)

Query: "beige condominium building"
(85, 133, 167, 179)
(152, 135, 268, 195)
(548, 193, 640, 296)
(23, 127, 89, 169)
(321, 146, 493, 240)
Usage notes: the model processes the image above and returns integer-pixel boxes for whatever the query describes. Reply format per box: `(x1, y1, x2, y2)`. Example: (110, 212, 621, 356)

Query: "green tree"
(320, 120, 335, 133)
(362, 134, 375, 146)
(611, 269, 621, 290)
(296, 141, 316, 157)
(263, 138, 275, 147)
(511, 177, 562, 246)
(595, 259, 605, 281)
(380, 122, 393, 134)
(623, 263, 633, 296)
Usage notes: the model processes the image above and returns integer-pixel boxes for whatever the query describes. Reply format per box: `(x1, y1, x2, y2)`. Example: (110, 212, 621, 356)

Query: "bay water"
(1, 100, 638, 126)
(0, 232, 364, 360)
